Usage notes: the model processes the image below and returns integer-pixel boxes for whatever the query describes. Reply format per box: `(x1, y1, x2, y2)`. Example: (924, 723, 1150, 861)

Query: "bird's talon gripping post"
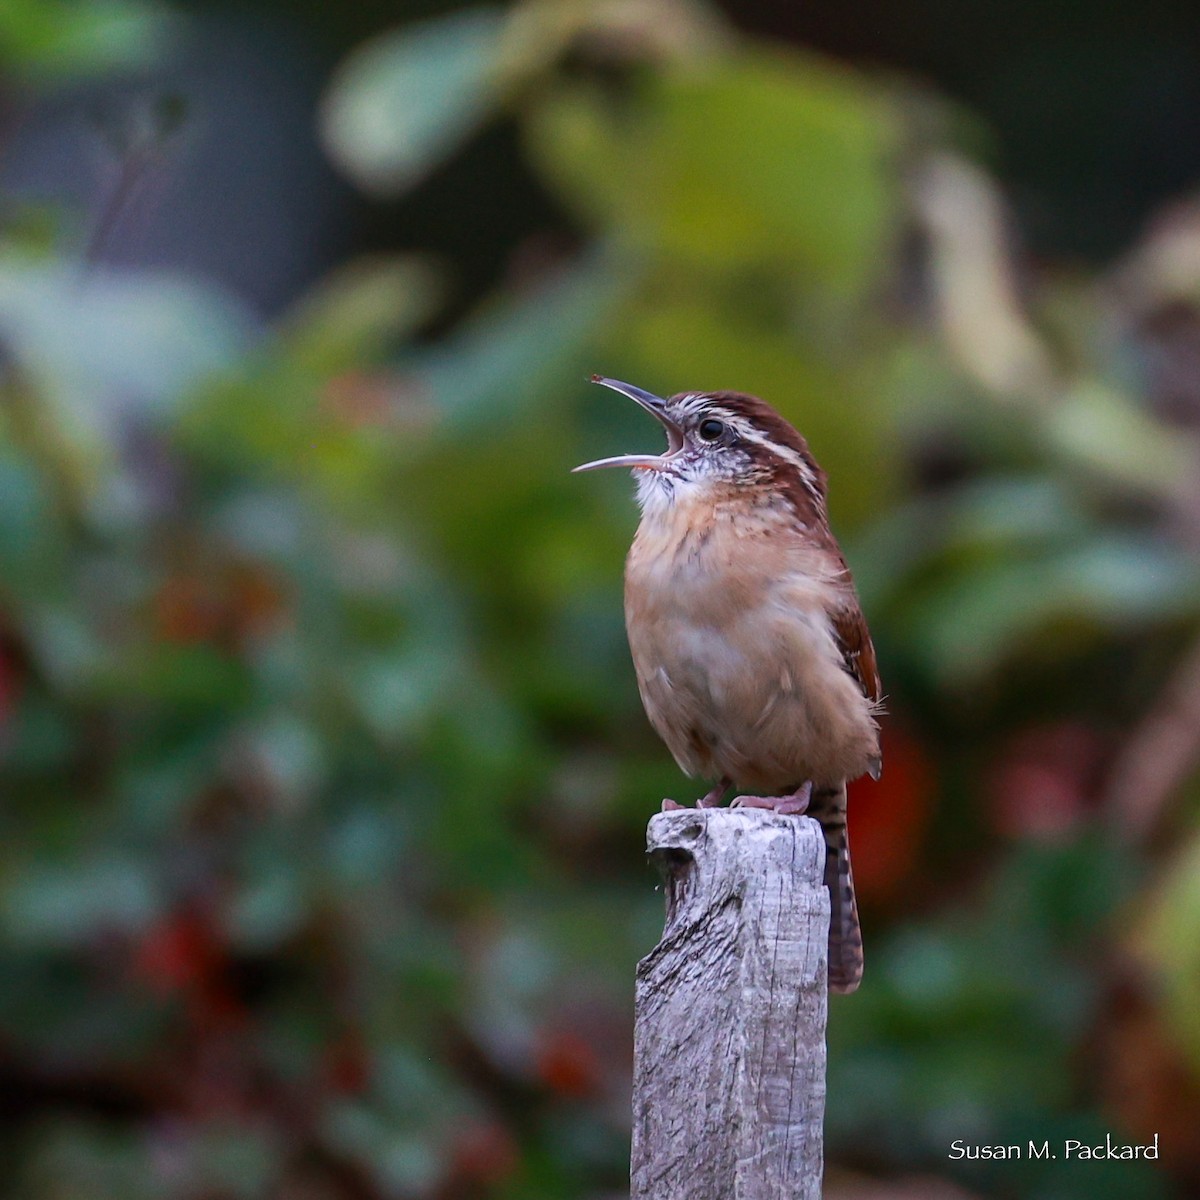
(661, 798, 686, 811)
(695, 777, 731, 809)
(730, 795, 775, 810)
(730, 782, 812, 815)
(777, 780, 813, 815)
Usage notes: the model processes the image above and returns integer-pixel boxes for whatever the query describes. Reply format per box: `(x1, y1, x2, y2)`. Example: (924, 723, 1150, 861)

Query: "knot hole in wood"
(648, 836, 699, 927)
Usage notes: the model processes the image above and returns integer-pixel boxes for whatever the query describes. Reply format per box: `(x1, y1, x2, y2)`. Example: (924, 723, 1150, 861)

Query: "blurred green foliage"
(3, 2, 1200, 1199)
(0, 0, 168, 82)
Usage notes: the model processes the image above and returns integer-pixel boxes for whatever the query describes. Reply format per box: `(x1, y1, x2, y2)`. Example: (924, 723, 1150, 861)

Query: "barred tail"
(809, 783, 863, 994)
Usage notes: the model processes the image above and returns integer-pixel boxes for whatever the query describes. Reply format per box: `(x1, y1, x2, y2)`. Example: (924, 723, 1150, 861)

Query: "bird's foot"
(731, 780, 813, 816)
(697, 777, 731, 809)
(661, 777, 732, 812)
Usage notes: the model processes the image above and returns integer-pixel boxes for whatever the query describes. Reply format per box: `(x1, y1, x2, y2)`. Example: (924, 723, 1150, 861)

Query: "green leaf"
(321, 8, 509, 196)
(1141, 826, 1200, 1074)
(278, 255, 441, 374)
(850, 477, 1091, 608)
(91, 643, 251, 710)
(1, 857, 160, 946)
(528, 50, 898, 292)
(321, 1086, 469, 1194)
(0, 0, 169, 83)
(909, 535, 1200, 684)
(0, 257, 251, 464)
(227, 864, 307, 953)
(1046, 382, 1200, 504)
(402, 251, 626, 426)
(0, 453, 66, 588)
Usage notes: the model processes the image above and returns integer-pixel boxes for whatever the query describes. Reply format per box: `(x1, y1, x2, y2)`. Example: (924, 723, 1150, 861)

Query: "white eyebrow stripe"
(731, 424, 818, 486)
(684, 397, 823, 497)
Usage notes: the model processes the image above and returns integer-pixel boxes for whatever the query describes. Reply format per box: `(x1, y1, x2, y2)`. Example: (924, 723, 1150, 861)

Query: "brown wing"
(741, 404, 881, 706)
(831, 601, 882, 706)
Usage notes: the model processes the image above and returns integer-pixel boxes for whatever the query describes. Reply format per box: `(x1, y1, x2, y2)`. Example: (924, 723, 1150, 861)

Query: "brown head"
(574, 375, 827, 515)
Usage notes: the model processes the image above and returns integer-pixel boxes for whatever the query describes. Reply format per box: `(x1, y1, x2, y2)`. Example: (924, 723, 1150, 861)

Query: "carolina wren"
(575, 375, 883, 993)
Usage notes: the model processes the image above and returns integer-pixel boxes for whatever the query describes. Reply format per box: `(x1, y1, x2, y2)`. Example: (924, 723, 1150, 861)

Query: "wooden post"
(631, 808, 829, 1200)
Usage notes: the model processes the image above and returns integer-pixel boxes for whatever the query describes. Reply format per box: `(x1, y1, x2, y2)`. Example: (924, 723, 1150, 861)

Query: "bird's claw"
(731, 795, 774, 810)
(731, 781, 813, 816)
(696, 777, 731, 808)
(661, 798, 686, 811)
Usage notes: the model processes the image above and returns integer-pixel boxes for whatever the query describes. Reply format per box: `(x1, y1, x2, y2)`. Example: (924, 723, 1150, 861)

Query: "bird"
(574, 375, 883, 993)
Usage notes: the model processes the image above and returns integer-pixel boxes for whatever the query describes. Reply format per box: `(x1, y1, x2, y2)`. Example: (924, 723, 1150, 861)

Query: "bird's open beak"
(572, 375, 685, 473)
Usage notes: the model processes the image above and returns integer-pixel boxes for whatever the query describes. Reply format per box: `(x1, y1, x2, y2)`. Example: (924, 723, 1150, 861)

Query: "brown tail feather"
(809, 784, 863, 994)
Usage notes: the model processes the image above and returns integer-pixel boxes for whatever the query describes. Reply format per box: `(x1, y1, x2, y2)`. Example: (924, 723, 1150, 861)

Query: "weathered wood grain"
(631, 808, 829, 1200)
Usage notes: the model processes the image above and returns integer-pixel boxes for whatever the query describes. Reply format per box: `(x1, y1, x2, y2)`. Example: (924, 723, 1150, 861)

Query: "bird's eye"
(697, 418, 725, 442)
